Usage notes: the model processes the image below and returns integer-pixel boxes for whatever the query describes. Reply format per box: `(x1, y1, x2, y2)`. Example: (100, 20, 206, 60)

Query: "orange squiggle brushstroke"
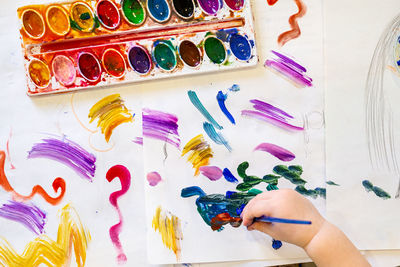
(0, 151, 66, 205)
(276, 0, 307, 47)
(0, 204, 91, 267)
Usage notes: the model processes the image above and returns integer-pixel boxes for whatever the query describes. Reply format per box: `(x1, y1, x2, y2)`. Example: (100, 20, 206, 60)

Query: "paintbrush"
(254, 216, 312, 225)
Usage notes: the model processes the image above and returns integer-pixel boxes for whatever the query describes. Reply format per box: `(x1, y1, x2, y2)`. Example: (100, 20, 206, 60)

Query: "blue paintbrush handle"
(255, 216, 312, 225)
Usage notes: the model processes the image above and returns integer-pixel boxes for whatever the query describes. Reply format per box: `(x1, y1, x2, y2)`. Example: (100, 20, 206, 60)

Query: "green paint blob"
(204, 37, 226, 64)
(153, 42, 176, 71)
(122, 0, 145, 25)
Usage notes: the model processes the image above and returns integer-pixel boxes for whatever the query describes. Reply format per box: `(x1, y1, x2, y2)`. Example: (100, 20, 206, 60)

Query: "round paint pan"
(96, 0, 121, 30)
(196, 0, 221, 16)
(203, 36, 227, 65)
(52, 55, 76, 86)
(128, 45, 152, 75)
(45, 5, 71, 36)
(70, 1, 96, 32)
(229, 34, 252, 61)
(146, 0, 171, 23)
(223, 0, 244, 12)
(152, 41, 177, 72)
(121, 0, 146, 26)
(21, 9, 46, 40)
(102, 48, 126, 78)
(178, 40, 202, 68)
(77, 52, 102, 82)
(171, 0, 195, 20)
(28, 59, 51, 88)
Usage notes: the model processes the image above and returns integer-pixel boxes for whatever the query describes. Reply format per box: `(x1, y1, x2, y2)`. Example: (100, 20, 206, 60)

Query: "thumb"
(248, 221, 276, 237)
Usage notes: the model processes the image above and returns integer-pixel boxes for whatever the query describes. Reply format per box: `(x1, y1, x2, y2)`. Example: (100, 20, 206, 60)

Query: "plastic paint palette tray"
(18, 0, 258, 96)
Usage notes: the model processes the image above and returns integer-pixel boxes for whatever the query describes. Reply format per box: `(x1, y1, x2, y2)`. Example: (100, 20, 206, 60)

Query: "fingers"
(241, 199, 271, 227)
(247, 221, 275, 237)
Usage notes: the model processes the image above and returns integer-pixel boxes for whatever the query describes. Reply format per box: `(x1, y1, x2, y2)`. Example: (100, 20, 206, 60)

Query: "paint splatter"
(106, 165, 132, 264)
(132, 137, 143, 145)
(228, 84, 240, 92)
(0, 151, 66, 205)
(181, 186, 261, 231)
(0, 201, 46, 235)
(188, 90, 223, 130)
(222, 168, 238, 183)
(242, 99, 304, 131)
(142, 108, 180, 148)
(326, 180, 340, 186)
(0, 204, 90, 267)
(217, 91, 235, 124)
(264, 50, 312, 87)
(88, 94, 134, 142)
(28, 135, 96, 181)
(362, 180, 391, 200)
(147, 172, 162, 186)
(203, 122, 232, 151)
(181, 134, 213, 175)
(152, 206, 182, 260)
(267, 0, 307, 46)
(199, 166, 223, 181)
(295, 185, 326, 199)
(254, 143, 295, 161)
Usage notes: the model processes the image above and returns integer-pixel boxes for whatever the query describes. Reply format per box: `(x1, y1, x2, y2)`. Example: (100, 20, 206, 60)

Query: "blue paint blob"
(223, 168, 238, 183)
(216, 28, 238, 42)
(228, 84, 240, 92)
(397, 59, 400, 66)
(217, 91, 235, 124)
(147, 0, 170, 23)
(229, 34, 252, 61)
(272, 239, 282, 250)
(236, 204, 246, 215)
(181, 186, 206, 197)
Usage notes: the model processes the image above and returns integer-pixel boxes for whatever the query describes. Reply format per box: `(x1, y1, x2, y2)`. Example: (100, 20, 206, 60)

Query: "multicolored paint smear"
(0, 150, 66, 205)
(181, 134, 214, 175)
(203, 122, 232, 151)
(264, 50, 312, 87)
(242, 99, 304, 131)
(0, 201, 46, 235)
(0, 204, 90, 267)
(254, 143, 295, 161)
(28, 135, 96, 181)
(362, 180, 391, 200)
(106, 165, 132, 264)
(199, 166, 223, 181)
(266, 0, 307, 46)
(152, 206, 182, 260)
(217, 91, 235, 124)
(142, 108, 180, 148)
(188, 90, 223, 130)
(88, 94, 134, 142)
(147, 171, 162, 186)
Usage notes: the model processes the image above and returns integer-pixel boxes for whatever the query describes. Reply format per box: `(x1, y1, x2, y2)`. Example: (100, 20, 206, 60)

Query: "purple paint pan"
(128, 45, 152, 75)
(197, 0, 222, 16)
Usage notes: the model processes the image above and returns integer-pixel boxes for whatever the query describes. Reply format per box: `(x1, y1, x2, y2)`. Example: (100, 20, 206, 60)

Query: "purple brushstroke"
(132, 137, 143, 146)
(242, 110, 304, 131)
(0, 201, 46, 235)
(199, 166, 223, 181)
(264, 50, 312, 87)
(254, 143, 296, 162)
(147, 172, 162, 186)
(142, 108, 180, 148)
(28, 135, 96, 181)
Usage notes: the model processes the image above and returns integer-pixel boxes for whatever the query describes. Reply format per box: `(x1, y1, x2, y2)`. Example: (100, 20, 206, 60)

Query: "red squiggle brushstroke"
(0, 151, 66, 205)
(106, 165, 131, 264)
(210, 212, 242, 231)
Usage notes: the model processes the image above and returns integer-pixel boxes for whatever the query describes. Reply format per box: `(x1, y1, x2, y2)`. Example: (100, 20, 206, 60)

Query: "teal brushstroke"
(203, 122, 231, 151)
(326, 180, 340, 186)
(362, 180, 391, 200)
(188, 90, 223, 130)
(228, 84, 240, 92)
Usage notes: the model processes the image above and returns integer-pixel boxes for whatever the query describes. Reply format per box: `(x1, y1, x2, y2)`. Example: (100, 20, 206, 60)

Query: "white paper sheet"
(325, 0, 400, 250)
(143, 0, 326, 264)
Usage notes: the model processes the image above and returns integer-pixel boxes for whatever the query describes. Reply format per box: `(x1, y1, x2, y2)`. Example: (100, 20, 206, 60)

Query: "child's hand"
(241, 189, 325, 249)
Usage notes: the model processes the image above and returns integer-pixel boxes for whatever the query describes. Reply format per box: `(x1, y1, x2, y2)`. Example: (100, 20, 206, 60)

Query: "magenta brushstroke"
(242, 99, 304, 131)
(199, 166, 223, 181)
(264, 50, 312, 87)
(0, 200, 46, 235)
(28, 135, 96, 181)
(147, 172, 162, 186)
(132, 137, 143, 145)
(142, 108, 180, 148)
(254, 143, 296, 161)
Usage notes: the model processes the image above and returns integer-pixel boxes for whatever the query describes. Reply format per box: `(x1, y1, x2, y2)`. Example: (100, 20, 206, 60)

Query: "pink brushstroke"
(199, 166, 223, 181)
(147, 172, 162, 186)
(106, 165, 131, 264)
(132, 137, 143, 146)
(254, 143, 296, 161)
(6, 129, 16, 169)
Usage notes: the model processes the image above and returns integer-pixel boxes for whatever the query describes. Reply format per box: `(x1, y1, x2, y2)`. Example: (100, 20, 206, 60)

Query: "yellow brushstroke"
(88, 94, 133, 142)
(0, 204, 91, 267)
(152, 206, 182, 260)
(181, 134, 213, 175)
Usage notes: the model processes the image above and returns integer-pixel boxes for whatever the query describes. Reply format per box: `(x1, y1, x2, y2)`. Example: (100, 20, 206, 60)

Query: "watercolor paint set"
(18, 0, 258, 96)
